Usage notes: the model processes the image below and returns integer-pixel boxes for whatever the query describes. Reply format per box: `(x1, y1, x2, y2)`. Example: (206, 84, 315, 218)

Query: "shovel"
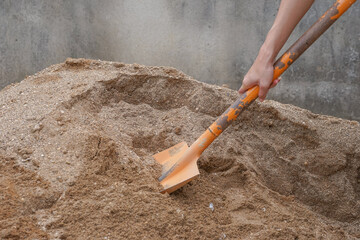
(153, 0, 357, 194)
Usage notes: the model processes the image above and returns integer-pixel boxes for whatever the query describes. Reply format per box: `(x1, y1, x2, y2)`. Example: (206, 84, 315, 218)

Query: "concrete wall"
(0, 0, 359, 121)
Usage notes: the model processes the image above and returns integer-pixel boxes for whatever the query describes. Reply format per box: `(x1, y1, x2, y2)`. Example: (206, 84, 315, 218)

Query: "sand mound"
(0, 58, 359, 239)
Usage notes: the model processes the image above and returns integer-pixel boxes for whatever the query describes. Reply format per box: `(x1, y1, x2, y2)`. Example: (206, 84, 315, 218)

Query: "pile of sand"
(0, 58, 359, 239)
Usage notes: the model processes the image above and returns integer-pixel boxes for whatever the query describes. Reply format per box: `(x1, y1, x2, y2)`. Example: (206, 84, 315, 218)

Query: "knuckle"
(260, 85, 268, 91)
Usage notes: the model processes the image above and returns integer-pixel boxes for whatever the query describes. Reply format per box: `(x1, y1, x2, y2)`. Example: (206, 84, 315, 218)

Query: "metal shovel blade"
(153, 142, 200, 193)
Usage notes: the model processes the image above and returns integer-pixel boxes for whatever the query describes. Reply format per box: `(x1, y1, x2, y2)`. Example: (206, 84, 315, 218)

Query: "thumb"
(238, 79, 256, 94)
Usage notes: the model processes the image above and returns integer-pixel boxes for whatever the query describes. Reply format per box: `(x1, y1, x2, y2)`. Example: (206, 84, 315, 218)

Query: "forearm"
(259, 0, 315, 62)
(239, 0, 315, 100)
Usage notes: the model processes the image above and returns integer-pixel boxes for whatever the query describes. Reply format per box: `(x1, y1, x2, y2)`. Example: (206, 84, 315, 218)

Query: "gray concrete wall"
(0, 0, 359, 121)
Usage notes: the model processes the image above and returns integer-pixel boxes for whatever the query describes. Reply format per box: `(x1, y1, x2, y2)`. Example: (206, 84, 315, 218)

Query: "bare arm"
(239, 0, 314, 102)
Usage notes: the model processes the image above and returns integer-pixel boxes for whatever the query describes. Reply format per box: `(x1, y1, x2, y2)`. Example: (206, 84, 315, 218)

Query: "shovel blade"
(153, 142, 200, 193)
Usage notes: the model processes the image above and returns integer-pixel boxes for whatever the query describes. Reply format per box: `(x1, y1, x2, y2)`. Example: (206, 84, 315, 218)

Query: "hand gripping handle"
(208, 0, 357, 139)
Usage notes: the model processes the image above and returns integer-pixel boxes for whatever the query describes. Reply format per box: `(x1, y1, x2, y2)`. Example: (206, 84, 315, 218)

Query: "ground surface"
(0, 58, 359, 239)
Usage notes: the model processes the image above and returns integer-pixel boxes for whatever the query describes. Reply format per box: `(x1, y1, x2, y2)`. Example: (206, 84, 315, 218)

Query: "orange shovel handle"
(194, 0, 356, 153)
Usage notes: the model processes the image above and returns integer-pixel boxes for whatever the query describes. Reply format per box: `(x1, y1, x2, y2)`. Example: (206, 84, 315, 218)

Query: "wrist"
(257, 45, 276, 65)
(259, 25, 285, 63)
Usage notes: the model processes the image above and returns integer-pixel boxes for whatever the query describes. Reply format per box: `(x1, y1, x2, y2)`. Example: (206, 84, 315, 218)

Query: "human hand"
(238, 51, 281, 102)
(237, 0, 314, 102)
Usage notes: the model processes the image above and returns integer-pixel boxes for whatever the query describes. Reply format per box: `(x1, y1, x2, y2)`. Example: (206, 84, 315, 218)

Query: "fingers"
(270, 77, 281, 89)
(239, 73, 281, 102)
(238, 85, 251, 94)
(259, 77, 281, 102)
(238, 77, 257, 94)
(258, 82, 271, 102)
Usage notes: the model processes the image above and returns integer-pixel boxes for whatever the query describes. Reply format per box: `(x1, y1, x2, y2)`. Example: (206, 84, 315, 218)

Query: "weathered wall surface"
(0, 0, 359, 120)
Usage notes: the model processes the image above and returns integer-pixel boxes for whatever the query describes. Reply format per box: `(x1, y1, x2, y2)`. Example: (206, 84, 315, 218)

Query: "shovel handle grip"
(208, 0, 356, 138)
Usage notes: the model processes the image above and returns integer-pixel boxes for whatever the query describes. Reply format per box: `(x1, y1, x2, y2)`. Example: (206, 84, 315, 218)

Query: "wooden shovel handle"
(209, 0, 357, 138)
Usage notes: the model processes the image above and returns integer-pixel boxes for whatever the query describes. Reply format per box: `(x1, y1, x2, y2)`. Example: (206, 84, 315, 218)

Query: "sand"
(0, 58, 359, 239)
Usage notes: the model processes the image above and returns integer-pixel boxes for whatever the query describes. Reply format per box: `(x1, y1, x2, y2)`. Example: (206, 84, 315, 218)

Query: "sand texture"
(0, 58, 359, 239)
